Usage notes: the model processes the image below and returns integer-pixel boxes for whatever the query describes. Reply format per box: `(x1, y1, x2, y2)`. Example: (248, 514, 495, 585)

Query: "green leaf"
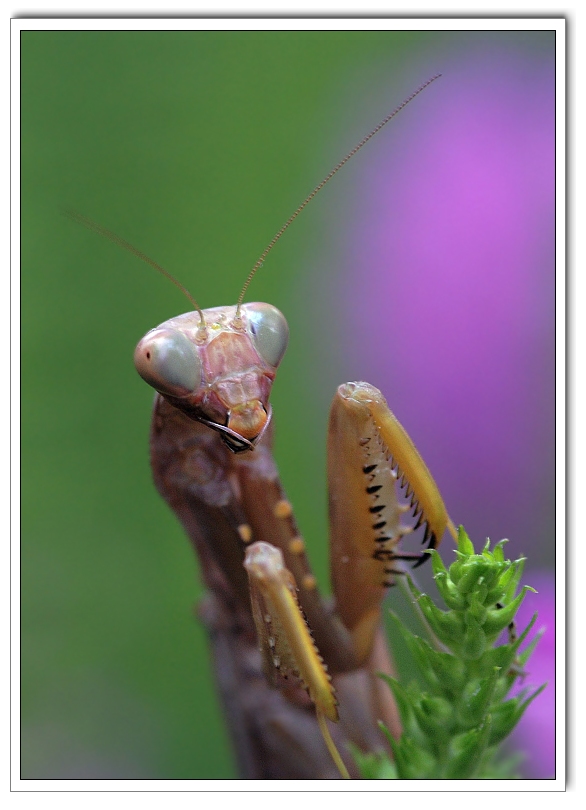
(378, 675, 426, 745)
(400, 628, 466, 695)
(491, 539, 509, 562)
(457, 525, 475, 555)
(500, 558, 528, 603)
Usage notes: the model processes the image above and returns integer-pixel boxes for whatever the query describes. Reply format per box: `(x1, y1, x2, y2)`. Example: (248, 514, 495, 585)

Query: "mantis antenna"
(66, 73, 440, 335)
(234, 73, 442, 317)
(63, 210, 208, 336)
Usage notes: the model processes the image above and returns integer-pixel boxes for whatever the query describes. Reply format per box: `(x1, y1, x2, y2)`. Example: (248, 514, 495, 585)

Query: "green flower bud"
(483, 587, 531, 638)
(357, 529, 547, 781)
(392, 733, 437, 779)
(458, 668, 501, 726)
(414, 695, 455, 741)
(453, 561, 484, 594)
(488, 685, 547, 746)
(461, 620, 487, 660)
(424, 646, 468, 694)
(484, 584, 506, 606)
(447, 557, 468, 585)
(483, 642, 521, 677)
(455, 559, 504, 595)
(446, 718, 492, 779)
(466, 593, 488, 624)
(415, 593, 464, 648)
(434, 569, 467, 610)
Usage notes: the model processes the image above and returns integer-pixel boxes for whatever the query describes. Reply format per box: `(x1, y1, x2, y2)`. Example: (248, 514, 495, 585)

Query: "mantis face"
(134, 302, 289, 452)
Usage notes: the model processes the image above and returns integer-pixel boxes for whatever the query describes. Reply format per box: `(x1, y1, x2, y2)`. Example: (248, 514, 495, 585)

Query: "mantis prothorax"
(69, 74, 459, 779)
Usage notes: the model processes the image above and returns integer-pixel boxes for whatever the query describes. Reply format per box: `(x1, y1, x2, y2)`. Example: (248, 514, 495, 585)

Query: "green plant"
(355, 527, 546, 779)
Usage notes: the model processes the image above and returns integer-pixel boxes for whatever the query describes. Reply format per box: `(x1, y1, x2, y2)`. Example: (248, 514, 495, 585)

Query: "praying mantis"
(70, 74, 459, 779)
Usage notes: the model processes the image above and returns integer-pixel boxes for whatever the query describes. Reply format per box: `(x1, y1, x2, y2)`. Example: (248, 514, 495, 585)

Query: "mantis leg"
(149, 381, 454, 777)
(150, 394, 388, 777)
(328, 381, 457, 665)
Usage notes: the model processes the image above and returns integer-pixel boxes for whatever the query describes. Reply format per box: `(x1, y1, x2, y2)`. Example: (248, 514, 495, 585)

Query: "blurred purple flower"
(339, 52, 555, 553)
(508, 571, 556, 778)
(332, 44, 556, 778)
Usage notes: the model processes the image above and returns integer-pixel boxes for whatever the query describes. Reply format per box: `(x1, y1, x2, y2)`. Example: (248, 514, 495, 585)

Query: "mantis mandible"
(70, 74, 459, 779)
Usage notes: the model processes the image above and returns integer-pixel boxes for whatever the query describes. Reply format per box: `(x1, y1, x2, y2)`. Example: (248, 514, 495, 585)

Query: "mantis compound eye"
(245, 303, 289, 369)
(134, 327, 202, 397)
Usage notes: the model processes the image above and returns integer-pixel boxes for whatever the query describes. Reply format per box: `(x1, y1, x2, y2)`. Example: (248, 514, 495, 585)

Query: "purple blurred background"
(509, 573, 556, 778)
(320, 39, 556, 777)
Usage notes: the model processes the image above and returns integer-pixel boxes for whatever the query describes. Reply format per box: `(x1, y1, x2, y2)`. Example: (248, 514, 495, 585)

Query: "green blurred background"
(20, 29, 554, 779)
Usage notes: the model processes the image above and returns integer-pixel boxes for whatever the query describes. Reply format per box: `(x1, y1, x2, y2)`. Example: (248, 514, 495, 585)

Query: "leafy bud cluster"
(355, 527, 546, 779)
